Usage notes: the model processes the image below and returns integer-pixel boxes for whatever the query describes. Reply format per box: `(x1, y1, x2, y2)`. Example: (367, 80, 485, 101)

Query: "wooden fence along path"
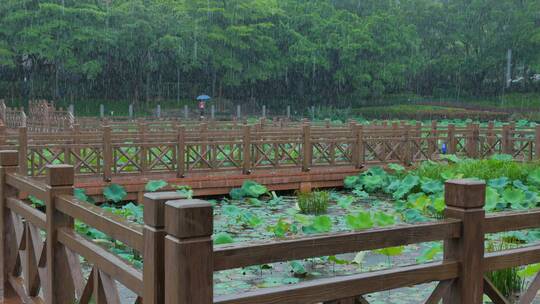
(2, 151, 540, 303)
(0, 120, 537, 181)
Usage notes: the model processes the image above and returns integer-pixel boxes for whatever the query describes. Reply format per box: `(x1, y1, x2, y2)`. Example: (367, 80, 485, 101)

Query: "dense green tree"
(0, 0, 539, 106)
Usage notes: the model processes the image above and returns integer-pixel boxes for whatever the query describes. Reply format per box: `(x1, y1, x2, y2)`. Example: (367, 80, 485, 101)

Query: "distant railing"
(2, 151, 540, 303)
(0, 120, 538, 181)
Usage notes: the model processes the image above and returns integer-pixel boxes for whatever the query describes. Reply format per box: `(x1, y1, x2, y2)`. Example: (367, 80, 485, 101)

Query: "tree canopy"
(0, 0, 539, 104)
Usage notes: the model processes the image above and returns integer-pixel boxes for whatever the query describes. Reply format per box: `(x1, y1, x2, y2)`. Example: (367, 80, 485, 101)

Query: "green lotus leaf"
(488, 177, 509, 189)
(302, 215, 332, 234)
(502, 187, 526, 209)
(485, 187, 500, 211)
(373, 212, 395, 227)
(375, 246, 404, 257)
(214, 232, 234, 245)
(416, 244, 442, 263)
(241, 180, 268, 198)
(346, 212, 373, 230)
(528, 168, 540, 185)
(388, 163, 405, 173)
(289, 261, 307, 276)
(490, 154, 513, 161)
(344, 176, 360, 189)
(420, 179, 444, 194)
(145, 180, 168, 192)
(103, 184, 127, 203)
(229, 188, 246, 200)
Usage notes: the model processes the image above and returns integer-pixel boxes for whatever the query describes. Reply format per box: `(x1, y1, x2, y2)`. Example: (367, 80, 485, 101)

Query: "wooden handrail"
(57, 227, 144, 296)
(214, 261, 459, 304)
(214, 219, 461, 271)
(484, 244, 540, 272)
(56, 194, 144, 252)
(5, 172, 48, 200)
(5, 197, 46, 229)
(485, 208, 540, 234)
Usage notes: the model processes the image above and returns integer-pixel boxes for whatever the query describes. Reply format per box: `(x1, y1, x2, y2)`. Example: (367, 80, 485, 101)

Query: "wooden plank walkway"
(74, 166, 362, 202)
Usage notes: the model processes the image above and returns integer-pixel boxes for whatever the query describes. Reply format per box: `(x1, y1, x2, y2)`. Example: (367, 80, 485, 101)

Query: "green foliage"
(103, 184, 127, 203)
(214, 232, 235, 245)
(486, 241, 524, 297)
(416, 244, 443, 263)
(297, 191, 330, 215)
(229, 181, 268, 200)
(375, 246, 404, 257)
(28, 195, 45, 208)
(74, 188, 94, 204)
(301, 215, 333, 234)
(1, 0, 539, 104)
(289, 261, 307, 277)
(266, 218, 294, 238)
(145, 180, 168, 192)
(174, 185, 194, 199)
(345, 212, 373, 230)
(102, 202, 143, 223)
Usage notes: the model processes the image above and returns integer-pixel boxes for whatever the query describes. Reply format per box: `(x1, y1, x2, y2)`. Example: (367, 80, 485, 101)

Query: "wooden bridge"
(1, 151, 540, 303)
(0, 119, 538, 200)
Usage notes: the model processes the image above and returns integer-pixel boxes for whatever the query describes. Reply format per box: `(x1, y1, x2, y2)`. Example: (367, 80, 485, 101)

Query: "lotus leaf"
(103, 184, 127, 203)
(145, 180, 168, 192)
(345, 212, 373, 230)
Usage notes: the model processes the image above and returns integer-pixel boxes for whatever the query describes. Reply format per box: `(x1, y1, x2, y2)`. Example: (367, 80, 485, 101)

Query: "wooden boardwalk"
(75, 165, 361, 202)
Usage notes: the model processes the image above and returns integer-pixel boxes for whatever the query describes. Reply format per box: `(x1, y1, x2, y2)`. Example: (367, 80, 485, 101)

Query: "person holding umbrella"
(197, 94, 211, 119)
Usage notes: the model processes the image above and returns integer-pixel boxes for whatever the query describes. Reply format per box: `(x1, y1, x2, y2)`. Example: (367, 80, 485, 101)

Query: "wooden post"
(487, 121, 495, 155)
(253, 123, 261, 167)
(45, 165, 76, 304)
(242, 125, 251, 174)
(176, 126, 186, 178)
(443, 179, 485, 304)
(413, 121, 421, 161)
(0, 151, 19, 296)
(447, 124, 456, 154)
(502, 124, 509, 156)
(143, 192, 187, 304)
(72, 124, 80, 167)
(535, 125, 540, 160)
(507, 123, 515, 156)
(200, 123, 208, 168)
(403, 124, 412, 166)
(164, 199, 213, 304)
(302, 123, 312, 172)
(429, 121, 438, 156)
(139, 122, 147, 174)
(0, 124, 5, 146)
(102, 125, 112, 182)
(18, 127, 27, 176)
(353, 124, 364, 168)
(467, 123, 480, 158)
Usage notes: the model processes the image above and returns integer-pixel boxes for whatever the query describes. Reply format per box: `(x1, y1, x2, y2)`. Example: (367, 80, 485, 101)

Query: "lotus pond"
(70, 154, 540, 303)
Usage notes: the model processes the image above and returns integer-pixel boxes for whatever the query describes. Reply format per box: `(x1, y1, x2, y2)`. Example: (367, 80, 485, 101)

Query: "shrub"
(297, 191, 330, 215)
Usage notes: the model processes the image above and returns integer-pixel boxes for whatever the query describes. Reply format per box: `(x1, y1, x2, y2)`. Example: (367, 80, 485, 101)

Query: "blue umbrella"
(196, 95, 211, 101)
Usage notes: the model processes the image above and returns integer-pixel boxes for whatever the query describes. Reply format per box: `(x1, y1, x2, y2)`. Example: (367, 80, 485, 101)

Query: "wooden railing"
(2, 150, 540, 302)
(0, 101, 26, 129)
(0, 121, 538, 181)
